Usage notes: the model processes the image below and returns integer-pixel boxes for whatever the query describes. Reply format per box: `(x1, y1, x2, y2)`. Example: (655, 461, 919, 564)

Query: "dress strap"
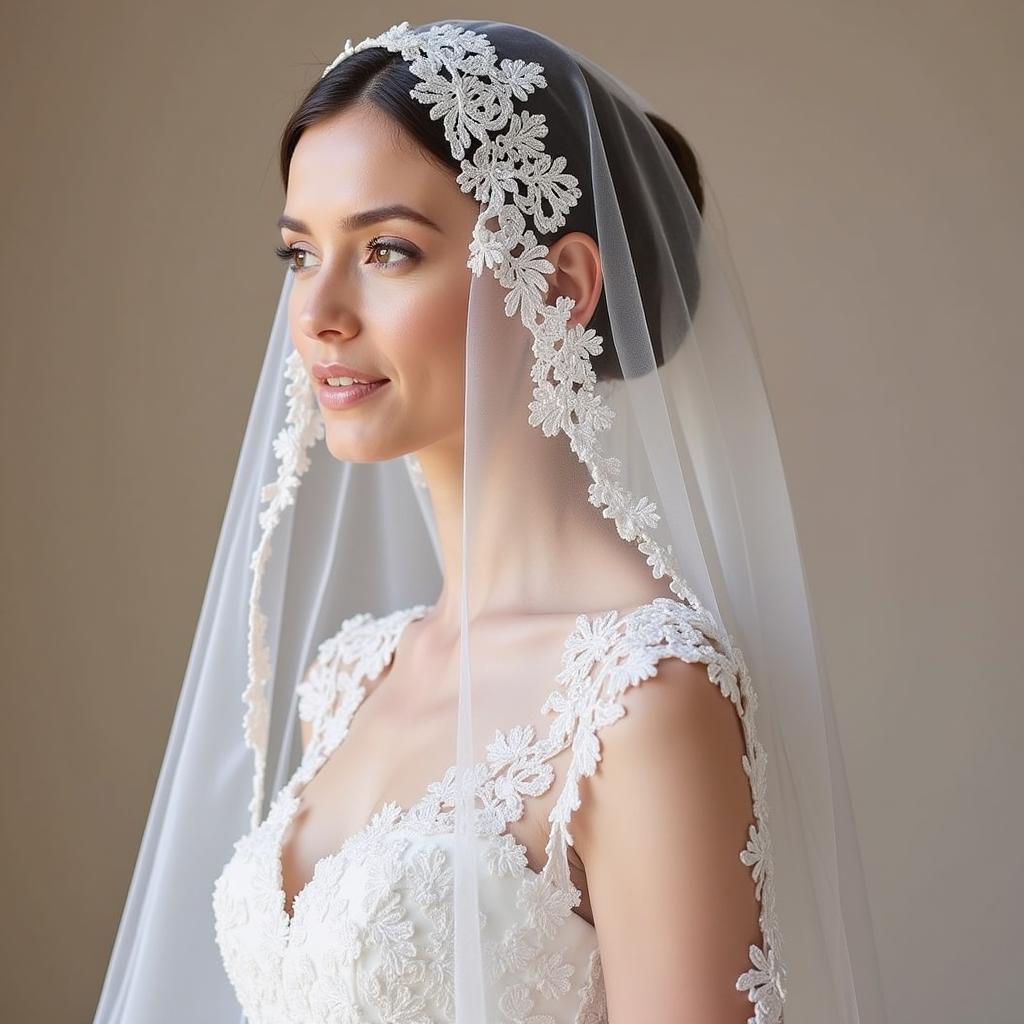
(540, 597, 737, 893)
(295, 604, 430, 749)
(537, 596, 786, 1018)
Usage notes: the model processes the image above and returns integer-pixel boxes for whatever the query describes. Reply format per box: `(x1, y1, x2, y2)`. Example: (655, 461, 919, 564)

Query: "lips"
(316, 376, 389, 411)
(312, 361, 388, 384)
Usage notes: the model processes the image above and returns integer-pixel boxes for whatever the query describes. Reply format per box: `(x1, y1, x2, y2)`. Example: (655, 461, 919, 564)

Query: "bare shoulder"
(570, 654, 748, 859)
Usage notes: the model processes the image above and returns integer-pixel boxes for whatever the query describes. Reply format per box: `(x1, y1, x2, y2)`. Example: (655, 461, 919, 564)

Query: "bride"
(94, 19, 886, 1024)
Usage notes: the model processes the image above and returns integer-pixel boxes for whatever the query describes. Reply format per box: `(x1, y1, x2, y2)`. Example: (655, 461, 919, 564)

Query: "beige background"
(2, 2, 1020, 1021)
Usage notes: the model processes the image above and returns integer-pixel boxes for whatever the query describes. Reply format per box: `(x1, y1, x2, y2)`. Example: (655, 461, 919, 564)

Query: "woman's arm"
(571, 656, 764, 1023)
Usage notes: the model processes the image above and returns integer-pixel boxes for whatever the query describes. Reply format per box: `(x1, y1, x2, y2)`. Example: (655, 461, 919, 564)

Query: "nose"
(295, 272, 361, 343)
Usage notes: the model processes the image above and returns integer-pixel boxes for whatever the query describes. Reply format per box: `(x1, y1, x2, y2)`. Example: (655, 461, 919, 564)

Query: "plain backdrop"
(1, 2, 1020, 1021)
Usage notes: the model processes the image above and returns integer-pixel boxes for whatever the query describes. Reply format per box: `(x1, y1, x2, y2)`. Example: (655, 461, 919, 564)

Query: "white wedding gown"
(212, 597, 784, 1023)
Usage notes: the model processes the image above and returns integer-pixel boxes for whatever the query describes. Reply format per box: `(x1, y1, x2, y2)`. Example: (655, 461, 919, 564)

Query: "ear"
(545, 231, 603, 330)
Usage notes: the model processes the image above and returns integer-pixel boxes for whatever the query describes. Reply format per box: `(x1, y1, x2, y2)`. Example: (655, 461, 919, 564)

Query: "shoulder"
(552, 595, 748, 839)
(566, 599, 763, 1018)
(569, 633, 748, 863)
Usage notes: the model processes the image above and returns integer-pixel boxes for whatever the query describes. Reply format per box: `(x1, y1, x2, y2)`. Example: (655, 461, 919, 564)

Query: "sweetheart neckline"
(271, 602, 608, 938)
(274, 796, 597, 939)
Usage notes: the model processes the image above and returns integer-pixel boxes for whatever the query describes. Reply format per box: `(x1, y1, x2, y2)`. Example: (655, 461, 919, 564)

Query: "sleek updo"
(279, 23, 704, 380)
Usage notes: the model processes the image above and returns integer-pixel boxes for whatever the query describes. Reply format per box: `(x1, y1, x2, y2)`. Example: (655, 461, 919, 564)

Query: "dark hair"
(279, 42, 704, 379)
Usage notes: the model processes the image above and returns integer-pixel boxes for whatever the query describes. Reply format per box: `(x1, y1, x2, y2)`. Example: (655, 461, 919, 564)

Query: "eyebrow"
(277, 204, 443, 235)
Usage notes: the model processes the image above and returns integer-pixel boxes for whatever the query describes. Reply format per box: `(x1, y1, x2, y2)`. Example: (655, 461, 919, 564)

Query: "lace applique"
(295, 605, 431, 755)
(214, 596, 785, 1023)
(243, 349, 325, 828)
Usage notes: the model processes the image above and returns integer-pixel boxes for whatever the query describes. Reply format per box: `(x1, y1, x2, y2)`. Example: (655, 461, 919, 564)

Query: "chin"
(322, 426, 413, 465)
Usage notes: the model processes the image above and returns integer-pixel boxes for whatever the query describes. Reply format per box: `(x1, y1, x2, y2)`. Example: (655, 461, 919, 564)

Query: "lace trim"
(295, 604, 432, 756)
(243, 349, 324, 829)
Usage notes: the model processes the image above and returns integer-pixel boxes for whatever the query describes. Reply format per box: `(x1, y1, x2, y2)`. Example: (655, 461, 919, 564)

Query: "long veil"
(94, 19, 887, 1024)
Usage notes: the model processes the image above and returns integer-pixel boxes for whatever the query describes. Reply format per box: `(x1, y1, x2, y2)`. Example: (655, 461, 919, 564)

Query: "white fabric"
(214, 596, 772, 1022)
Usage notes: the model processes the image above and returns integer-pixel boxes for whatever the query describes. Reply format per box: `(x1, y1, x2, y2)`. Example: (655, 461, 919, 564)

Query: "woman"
(95, 19, 885, 1024)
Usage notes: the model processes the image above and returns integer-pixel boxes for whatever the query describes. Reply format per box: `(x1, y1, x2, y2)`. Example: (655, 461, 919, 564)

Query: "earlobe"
(548, 231, 603, 329)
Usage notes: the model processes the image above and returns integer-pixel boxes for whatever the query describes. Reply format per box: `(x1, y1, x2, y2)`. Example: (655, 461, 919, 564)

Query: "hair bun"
(645, 111, 705, 217)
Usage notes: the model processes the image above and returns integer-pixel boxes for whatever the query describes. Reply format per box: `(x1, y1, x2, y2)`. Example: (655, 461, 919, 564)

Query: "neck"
(413, 421, 665, 637)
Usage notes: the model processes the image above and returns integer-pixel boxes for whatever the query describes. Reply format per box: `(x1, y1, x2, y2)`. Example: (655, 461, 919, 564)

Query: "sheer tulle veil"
(93, 19, 887, 1024)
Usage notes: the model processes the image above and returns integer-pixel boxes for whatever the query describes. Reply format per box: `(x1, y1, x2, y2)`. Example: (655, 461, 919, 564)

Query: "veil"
(93, 19, 887, 1024)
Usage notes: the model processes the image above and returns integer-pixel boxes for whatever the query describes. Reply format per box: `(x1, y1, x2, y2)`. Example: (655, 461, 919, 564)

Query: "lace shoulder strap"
(542, 597, 733, 858)
(540, 596, 784, 1018)
(295, 604, 429, 749)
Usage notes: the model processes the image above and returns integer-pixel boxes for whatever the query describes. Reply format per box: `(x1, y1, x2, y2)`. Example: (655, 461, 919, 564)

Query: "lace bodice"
(212, 597, 785, 1023)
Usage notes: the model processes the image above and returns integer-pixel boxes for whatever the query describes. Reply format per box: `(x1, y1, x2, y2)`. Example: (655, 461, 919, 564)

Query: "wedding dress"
(213, 596, 772, 1023)
(93, 18, 887, 1024)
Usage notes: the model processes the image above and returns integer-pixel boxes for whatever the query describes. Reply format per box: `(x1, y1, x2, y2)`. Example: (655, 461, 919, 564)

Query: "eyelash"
(273, 237, 419, 273)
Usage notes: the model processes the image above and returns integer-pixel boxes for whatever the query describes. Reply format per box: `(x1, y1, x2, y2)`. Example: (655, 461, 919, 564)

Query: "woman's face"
(280, 103, 480, 462)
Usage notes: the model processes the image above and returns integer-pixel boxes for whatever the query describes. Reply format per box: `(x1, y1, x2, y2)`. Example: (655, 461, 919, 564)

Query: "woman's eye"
(274, 244, 318, 273)
(365, 237, 419, 270)
(273, 239, 418, 274)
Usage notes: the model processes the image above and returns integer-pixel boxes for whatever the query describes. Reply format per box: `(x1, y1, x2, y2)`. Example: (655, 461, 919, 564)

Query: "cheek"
(385, 268, 469, 417)
(287, 290, 312, 362)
